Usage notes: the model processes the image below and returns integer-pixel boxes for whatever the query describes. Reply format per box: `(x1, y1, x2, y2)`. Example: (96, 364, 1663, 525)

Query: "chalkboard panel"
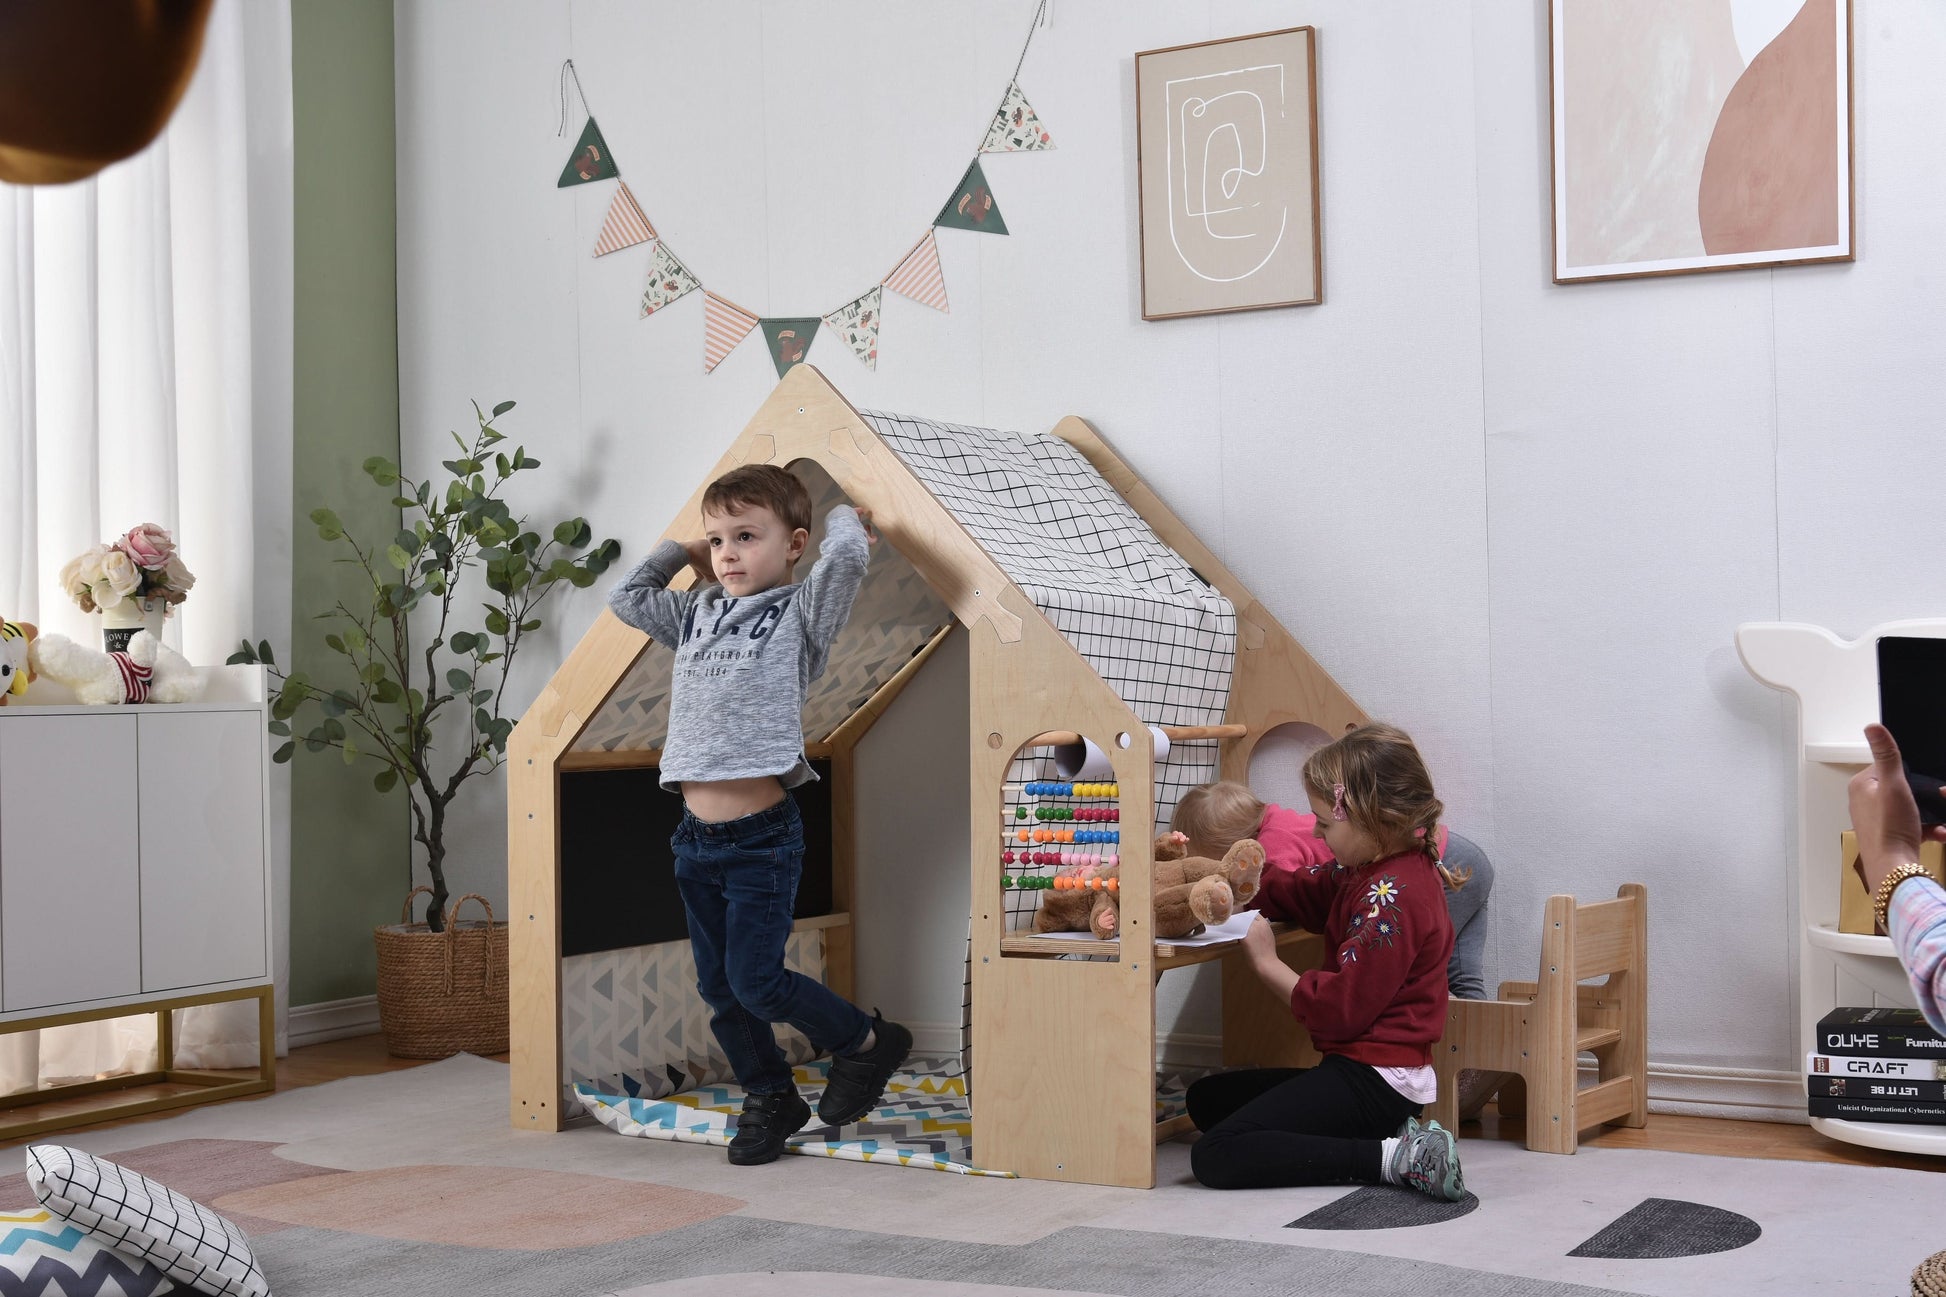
(559, 762, 834, 958)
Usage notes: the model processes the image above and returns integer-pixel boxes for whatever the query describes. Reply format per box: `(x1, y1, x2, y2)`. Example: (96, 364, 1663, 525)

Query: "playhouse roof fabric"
(572, 407, 1237, 762)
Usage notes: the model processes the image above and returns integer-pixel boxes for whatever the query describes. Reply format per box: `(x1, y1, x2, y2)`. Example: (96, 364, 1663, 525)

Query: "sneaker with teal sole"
(1389, 1116, 1466, 1202)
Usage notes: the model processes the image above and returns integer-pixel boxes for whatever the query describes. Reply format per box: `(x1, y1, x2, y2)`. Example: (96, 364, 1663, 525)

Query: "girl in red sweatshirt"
(1179, 723, 1466, 1200)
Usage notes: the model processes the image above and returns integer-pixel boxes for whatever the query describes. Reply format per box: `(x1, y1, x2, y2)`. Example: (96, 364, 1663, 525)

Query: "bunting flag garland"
(883, 232, 949, 313)
(594, 181, 657, 257)
(761, 318, 823, 377)
(824, 287, 882, 369)
(641, 242, 701, 317)
(703, 292, 761, 372)
(934, 160, 1008, 235)
(980, 82, 1055, 153)
(559, 0, 1050, 375)
(558, 117, 619, 187)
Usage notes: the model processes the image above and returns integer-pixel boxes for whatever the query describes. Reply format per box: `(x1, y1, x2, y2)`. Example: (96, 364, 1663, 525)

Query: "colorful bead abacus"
(1001, 776, 1128, 911)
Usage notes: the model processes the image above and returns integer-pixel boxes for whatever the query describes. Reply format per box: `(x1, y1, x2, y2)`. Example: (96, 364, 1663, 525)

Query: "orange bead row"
(1052, 875, 1118, 892)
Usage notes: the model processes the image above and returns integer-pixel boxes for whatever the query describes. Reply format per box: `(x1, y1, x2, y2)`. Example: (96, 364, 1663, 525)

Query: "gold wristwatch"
(1873, 861, 1933, 935)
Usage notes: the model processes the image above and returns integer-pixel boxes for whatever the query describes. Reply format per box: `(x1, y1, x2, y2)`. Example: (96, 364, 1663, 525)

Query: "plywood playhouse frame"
(507, 364, 1367, 1188)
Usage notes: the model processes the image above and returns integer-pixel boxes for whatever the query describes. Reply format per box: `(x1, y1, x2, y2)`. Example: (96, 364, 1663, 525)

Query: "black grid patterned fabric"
(28, 1145, 270, 1297)
(863, 409, 1238, 910)
(860, 410, 1240, 1080)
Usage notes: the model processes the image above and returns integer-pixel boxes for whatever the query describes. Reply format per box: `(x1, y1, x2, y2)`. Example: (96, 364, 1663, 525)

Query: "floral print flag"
(981, 81, 1054, 153)
(641, 243, 701, 317)
(935, 160, 1008, 235)
(558, 117, 619, 187)
(824, 287, 882, 370)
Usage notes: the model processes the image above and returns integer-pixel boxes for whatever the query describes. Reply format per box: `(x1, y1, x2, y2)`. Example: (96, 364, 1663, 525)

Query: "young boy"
(607, 464, 912, 1165)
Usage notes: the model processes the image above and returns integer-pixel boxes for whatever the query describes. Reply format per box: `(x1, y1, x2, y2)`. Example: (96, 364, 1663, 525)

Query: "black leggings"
(1187, 1055, 1421, 1190)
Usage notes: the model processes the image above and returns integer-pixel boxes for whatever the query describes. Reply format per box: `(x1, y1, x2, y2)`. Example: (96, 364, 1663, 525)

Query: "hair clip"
(1331, 783, 1349, 822)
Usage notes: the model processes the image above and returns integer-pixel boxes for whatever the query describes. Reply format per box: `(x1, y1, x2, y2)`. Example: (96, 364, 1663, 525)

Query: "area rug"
(3, 1054, 1941, 1296)
(574, 1057, 1204, 1178)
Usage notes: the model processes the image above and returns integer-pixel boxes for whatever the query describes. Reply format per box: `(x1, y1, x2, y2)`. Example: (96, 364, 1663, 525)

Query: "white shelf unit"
(1738, 619, 1946, 1157)
(0, 666, 276, 1137)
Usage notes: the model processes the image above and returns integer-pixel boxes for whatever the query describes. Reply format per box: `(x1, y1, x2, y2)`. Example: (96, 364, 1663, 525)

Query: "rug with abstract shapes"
(576, 1058, 1208, 1177)
(6, 1054, 1944, 1297)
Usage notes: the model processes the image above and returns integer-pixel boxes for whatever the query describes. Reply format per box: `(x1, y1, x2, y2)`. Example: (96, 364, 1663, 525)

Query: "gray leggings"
(1441, 831, 1494, 1000)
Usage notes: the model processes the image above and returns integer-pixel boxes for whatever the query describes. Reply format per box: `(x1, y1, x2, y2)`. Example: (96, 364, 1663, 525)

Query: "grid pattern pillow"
(26, 1145, 269, 1297)
(0, 1206, 177, 1296)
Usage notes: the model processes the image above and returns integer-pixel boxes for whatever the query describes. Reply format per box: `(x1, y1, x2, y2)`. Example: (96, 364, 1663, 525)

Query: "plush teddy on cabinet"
(1033, 832, 1266, 941)
(28, 630, 204, 705)
(1, 618, 37, 703)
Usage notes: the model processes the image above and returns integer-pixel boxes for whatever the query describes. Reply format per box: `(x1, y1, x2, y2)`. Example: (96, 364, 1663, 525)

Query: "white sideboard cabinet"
(1738, 619, 1946, 1157)
(0, 665, 275, 1137)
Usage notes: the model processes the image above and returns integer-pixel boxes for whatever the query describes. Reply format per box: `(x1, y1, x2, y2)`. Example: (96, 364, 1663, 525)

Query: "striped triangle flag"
(594, 181, 657, 257)
(703, 292, 761, 373)
(823, 286, 881, 370)
(980, 81, 1055, 153)
(883, 230, 949, 313)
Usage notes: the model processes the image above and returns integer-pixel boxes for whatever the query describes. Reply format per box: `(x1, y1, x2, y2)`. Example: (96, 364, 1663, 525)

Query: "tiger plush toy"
(0, 618, 37, 704)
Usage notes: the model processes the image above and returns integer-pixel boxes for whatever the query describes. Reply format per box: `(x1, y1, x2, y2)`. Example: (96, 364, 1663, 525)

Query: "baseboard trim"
(1155, 1033, 1808, 1123)
(289, 995, 381, 1049)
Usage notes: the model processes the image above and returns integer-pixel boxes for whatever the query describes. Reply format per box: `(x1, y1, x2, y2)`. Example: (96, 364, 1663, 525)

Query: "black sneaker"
(727, 1089, 811, 1166)
(817, 1012, 913, 1125)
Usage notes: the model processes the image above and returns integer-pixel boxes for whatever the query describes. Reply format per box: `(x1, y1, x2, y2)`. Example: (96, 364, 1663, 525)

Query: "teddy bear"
(1033, 832, 1266, 941)
(28, 629, 204, 705)
(1, 618, 37, 704)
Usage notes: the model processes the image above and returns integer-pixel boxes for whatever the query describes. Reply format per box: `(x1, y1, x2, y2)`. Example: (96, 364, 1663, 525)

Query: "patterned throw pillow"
(25, 1145, 270, 1297)
(0, 1207, 176, 1296)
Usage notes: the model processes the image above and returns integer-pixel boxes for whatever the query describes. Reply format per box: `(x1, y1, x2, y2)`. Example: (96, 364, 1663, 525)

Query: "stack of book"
(1808, 1007, 1946, 1124)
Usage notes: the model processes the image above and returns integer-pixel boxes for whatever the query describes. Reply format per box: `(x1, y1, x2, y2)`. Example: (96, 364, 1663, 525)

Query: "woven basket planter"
(375, 887, 509, 1059)
(1915, 1250, 1946, 1297)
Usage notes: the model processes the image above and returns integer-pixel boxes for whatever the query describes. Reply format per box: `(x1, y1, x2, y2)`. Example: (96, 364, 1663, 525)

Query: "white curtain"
(0, 0, 293, 1091)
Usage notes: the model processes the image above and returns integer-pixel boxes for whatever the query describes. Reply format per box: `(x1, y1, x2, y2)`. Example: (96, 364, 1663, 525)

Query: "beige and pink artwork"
(1551, 0, 1852, 282)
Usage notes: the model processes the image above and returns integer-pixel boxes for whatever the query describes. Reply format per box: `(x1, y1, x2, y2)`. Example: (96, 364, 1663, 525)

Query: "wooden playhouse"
(507, 365, 1367, 1188)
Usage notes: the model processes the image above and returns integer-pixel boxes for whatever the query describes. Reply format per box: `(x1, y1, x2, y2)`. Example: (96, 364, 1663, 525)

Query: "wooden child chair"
(1428, 882, 1648, 1153)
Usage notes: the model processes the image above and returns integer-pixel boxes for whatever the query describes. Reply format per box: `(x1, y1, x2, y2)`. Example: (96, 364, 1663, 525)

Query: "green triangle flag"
(557, 118, 619, 188)
(934, 159, 1008, 235)
(760, 318, 821, 377)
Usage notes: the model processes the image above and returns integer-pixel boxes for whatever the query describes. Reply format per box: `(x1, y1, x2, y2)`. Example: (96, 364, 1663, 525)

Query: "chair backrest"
(1569, 886, 1645, 982)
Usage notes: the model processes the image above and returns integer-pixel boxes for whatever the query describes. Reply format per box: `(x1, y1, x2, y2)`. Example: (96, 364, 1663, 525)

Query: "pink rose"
(158, 553, 195, 604)
(121, 522, 176, 570)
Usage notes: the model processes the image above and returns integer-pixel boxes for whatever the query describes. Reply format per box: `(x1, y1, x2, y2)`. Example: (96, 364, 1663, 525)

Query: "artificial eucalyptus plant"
(230, 399, 620, 931)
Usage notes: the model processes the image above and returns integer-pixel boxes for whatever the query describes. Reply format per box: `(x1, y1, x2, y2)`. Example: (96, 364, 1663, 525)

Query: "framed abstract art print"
(1135, 26, 1322, 319)
(1550, 0, 1853, 283)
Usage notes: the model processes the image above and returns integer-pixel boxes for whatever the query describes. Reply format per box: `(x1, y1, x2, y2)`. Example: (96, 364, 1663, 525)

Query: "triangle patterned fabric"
(594, 181, 657, 257)
(883, 230, 949, 313)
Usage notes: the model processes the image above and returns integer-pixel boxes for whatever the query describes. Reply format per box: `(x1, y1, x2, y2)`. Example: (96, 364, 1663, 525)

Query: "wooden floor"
(3, 1034, 1941, 1172)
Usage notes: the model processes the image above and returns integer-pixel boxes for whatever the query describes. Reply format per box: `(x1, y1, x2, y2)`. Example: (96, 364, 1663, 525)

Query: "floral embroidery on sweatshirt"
(1340, 872, 1404, 963)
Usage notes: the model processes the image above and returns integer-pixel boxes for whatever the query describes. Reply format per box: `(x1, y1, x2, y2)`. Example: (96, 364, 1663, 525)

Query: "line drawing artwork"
(1166, 65, 1288, 283)
(1137, 26, 1319, 318)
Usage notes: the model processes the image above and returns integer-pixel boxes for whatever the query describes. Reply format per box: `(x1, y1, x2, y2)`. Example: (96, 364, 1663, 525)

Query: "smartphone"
(1877, 635, 1946, 824)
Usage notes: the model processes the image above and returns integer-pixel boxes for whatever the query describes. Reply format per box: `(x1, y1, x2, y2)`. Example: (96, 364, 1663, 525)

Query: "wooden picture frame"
(1549, 0, 1854, 284)
(1135, 26, 1322, 319)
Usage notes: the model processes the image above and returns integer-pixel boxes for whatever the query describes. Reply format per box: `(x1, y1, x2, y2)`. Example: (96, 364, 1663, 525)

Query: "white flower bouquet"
(59, 523, 196, 615)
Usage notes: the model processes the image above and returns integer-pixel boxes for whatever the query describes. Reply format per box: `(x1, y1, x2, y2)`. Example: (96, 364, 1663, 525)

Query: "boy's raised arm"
(607, 540, 702, 646)
(794, 506, 872, 654)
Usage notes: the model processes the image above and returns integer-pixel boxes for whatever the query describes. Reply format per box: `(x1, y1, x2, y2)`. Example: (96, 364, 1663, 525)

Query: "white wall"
(395, 0, 1946, 1116)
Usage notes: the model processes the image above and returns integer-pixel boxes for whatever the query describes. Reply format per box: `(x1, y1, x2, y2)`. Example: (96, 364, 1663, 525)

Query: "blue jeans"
(671, 797, 872, 1095)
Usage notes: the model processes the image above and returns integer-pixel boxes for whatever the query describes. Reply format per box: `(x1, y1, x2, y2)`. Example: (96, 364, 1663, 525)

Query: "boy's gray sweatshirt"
(606, 506, 870, 793)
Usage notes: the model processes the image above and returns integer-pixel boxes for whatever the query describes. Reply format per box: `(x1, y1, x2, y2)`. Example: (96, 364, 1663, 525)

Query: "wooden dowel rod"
(1025, 723, 1247, 747)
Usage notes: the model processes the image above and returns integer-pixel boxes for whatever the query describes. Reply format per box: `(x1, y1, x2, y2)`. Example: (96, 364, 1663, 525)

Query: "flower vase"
(100, 597, 167, 653)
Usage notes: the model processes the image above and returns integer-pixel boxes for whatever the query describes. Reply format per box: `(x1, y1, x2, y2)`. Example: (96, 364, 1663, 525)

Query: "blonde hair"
(1171, 780, 1266, 858)
(1302, 723, 1469, 891)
